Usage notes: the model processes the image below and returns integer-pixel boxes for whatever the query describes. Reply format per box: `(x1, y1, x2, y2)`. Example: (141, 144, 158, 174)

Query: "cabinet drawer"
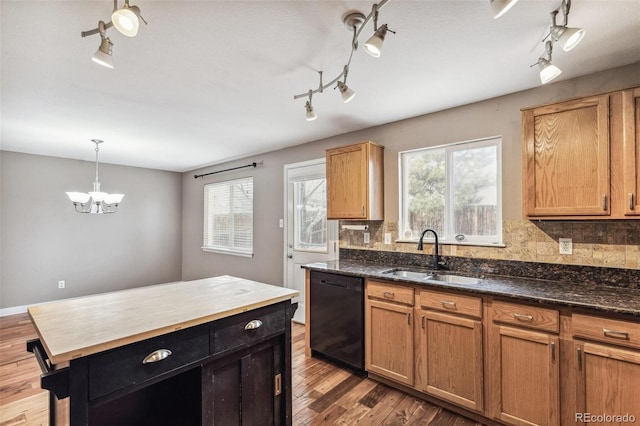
(367, 280, 414, 306)
(213, 303, 285, 355)
(89, 324, 209, 400)
(573, 314, 640, 349)
(492, 300, 559, 333)
(420, 289, 482, 319)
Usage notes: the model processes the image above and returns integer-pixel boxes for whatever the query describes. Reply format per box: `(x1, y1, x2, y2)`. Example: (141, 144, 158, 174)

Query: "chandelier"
(66, 140, 125, 214)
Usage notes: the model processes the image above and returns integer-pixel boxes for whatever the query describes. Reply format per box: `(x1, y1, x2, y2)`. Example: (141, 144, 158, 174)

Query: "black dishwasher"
(309, 271, 364, 371)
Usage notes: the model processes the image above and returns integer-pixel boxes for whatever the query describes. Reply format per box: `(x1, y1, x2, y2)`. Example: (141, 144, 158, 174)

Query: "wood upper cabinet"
(522, 94, 610, 218)
(573, 313, 640, 424)
(365, 280, 414, 386)
(622, 87, 640, 215)
(326, 141, 384, 220)
(488, 301, 560, 426)
(416, 289, 484, 413)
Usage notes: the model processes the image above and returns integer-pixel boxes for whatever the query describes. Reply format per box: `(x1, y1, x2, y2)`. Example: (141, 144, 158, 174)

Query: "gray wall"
(181, 62, 640, 284)
(0, 151, 183, 309)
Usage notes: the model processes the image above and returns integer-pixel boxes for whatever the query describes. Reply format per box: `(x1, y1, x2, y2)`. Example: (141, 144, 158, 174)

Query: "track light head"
(364, 24, 389, 58)
(305, 100, 317, 121)
(550, 25, 585, 51)
(91, 21, 114, 69)
(112, 0, 146, 37)
(535, 41, 562, 84)
(490, 0, 519, 19)
(337, 81, 356, 103)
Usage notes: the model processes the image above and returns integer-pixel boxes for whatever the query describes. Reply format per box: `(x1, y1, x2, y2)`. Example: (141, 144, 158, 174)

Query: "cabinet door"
(489, 325, 559, 426)
(575, 343, 640, 424)
(327, 143, 368, 219)
(623, 88, 640, 215)
(202, 341, 283, 425)
(365, 299, 414, 385)
(522, 95, 610, 217)
(418, 310, 483, 412)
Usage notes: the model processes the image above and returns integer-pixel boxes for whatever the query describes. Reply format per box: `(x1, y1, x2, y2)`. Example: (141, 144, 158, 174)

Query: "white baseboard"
(0, 304, 31, 317)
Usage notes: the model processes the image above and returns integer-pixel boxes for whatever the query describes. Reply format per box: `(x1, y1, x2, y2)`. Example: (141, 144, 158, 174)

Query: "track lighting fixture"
(293, 0, 394, 120)
(532, 41, 562, 84)
(91, 21, 114, 69)
(548, 0, 584, 52)
(489, 0, 519, 19)
(66, 140, 124, 214)
(81, 0, 147, 68)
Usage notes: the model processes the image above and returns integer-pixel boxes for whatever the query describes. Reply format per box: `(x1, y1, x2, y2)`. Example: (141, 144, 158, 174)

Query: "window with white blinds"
(203, 177, 253, 257)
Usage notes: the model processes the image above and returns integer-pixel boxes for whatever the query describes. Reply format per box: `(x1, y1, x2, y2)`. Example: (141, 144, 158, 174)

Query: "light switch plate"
(384, 233, 392, 244)
(364, 233, 370, 244)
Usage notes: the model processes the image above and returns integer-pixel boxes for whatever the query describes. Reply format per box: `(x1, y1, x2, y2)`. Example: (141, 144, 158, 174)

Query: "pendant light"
(66, 140, 124, 214)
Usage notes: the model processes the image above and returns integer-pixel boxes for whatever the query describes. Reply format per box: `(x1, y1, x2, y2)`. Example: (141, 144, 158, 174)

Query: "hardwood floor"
(0, 313, 483, 425)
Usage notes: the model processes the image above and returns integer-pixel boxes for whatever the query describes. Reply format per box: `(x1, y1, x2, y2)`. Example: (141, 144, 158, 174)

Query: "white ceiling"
(2, 1, 639, 172)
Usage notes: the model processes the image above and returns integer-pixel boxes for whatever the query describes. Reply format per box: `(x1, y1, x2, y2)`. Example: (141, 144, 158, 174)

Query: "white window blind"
(203, 177, 253, 256)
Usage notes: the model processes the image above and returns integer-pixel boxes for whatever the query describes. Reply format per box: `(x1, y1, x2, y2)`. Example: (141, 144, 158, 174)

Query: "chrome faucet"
(418, 228, 440, 270)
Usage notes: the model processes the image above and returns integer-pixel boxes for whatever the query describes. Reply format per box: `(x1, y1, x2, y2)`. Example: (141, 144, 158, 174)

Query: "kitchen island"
(27, 275, 299, 426)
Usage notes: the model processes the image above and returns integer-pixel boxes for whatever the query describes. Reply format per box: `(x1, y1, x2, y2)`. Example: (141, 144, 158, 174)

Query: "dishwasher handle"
(320, 279, 348, 288)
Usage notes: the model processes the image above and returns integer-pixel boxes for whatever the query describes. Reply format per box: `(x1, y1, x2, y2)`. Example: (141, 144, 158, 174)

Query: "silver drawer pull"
(603, 328, 629, 340)
(441, 301, 457, 309)
(142, 349, 172, 364)
(514, 313, 533, 322)
(383, 291, 395, 299)
(245, 319, 263, 330)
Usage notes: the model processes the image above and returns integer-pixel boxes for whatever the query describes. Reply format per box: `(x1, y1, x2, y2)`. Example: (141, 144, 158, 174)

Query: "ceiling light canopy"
(67, 140, 124, 214)
(489, 0, 519, 19)
(293, 1, 394, 120)
(80, 0, 148, 68)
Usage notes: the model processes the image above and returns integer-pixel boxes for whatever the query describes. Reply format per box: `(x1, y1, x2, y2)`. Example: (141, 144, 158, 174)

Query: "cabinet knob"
(142, 349, 172, 364)
(244, 319, 263, 330)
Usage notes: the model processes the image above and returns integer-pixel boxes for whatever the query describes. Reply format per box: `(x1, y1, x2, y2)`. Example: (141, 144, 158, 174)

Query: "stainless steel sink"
(429, 274, 482, 285)
(383, 269, 433, 280)
(382, 269, 482, 285)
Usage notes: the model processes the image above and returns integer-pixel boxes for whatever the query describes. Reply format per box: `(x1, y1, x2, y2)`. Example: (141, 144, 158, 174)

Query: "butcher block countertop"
(28, 276, 299, 364)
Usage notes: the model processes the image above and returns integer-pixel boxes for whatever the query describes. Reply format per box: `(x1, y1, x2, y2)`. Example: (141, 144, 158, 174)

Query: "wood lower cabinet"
(365, 280, 414, 386)
(488, 302, 560, 426)
(326, 141, 384, 220)
(416, 289, 483, 413)
(573, 313, 640, 424)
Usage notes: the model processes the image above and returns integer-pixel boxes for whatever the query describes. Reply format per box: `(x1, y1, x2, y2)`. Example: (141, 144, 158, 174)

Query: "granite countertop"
(303, 260, 640, 318)
(28, 276, 299, 364)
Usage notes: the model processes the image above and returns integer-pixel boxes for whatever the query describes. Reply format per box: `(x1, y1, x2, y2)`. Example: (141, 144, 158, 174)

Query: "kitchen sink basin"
(382, 269, 482, 285)
(383, 269, 433, 279)
(429, 274, 482, 285)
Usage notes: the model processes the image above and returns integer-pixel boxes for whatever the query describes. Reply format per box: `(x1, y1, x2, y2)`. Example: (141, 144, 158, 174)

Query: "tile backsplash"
(340, 219, 640, 270)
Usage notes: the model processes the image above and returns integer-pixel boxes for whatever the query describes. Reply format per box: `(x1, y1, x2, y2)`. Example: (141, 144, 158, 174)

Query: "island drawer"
(419, 289, 482, 319)
(367, 280, 415, 306)
(491, 300, 559, 333)
(88, 324, 210, 400)
(212, 303, 286, 355)
(573, 314, 640, 349)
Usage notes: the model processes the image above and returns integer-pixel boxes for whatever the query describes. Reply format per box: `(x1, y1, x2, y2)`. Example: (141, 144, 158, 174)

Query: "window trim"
(398, 136, 503, 246)
(202, 176, 254, 257)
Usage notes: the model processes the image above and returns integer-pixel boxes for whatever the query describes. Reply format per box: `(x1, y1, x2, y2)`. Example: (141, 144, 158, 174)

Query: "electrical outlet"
(363, 232, 370, 244)
(58, 280, 66, 289)
(559, 238, 572, 255)
(384, 233, 392, 244)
